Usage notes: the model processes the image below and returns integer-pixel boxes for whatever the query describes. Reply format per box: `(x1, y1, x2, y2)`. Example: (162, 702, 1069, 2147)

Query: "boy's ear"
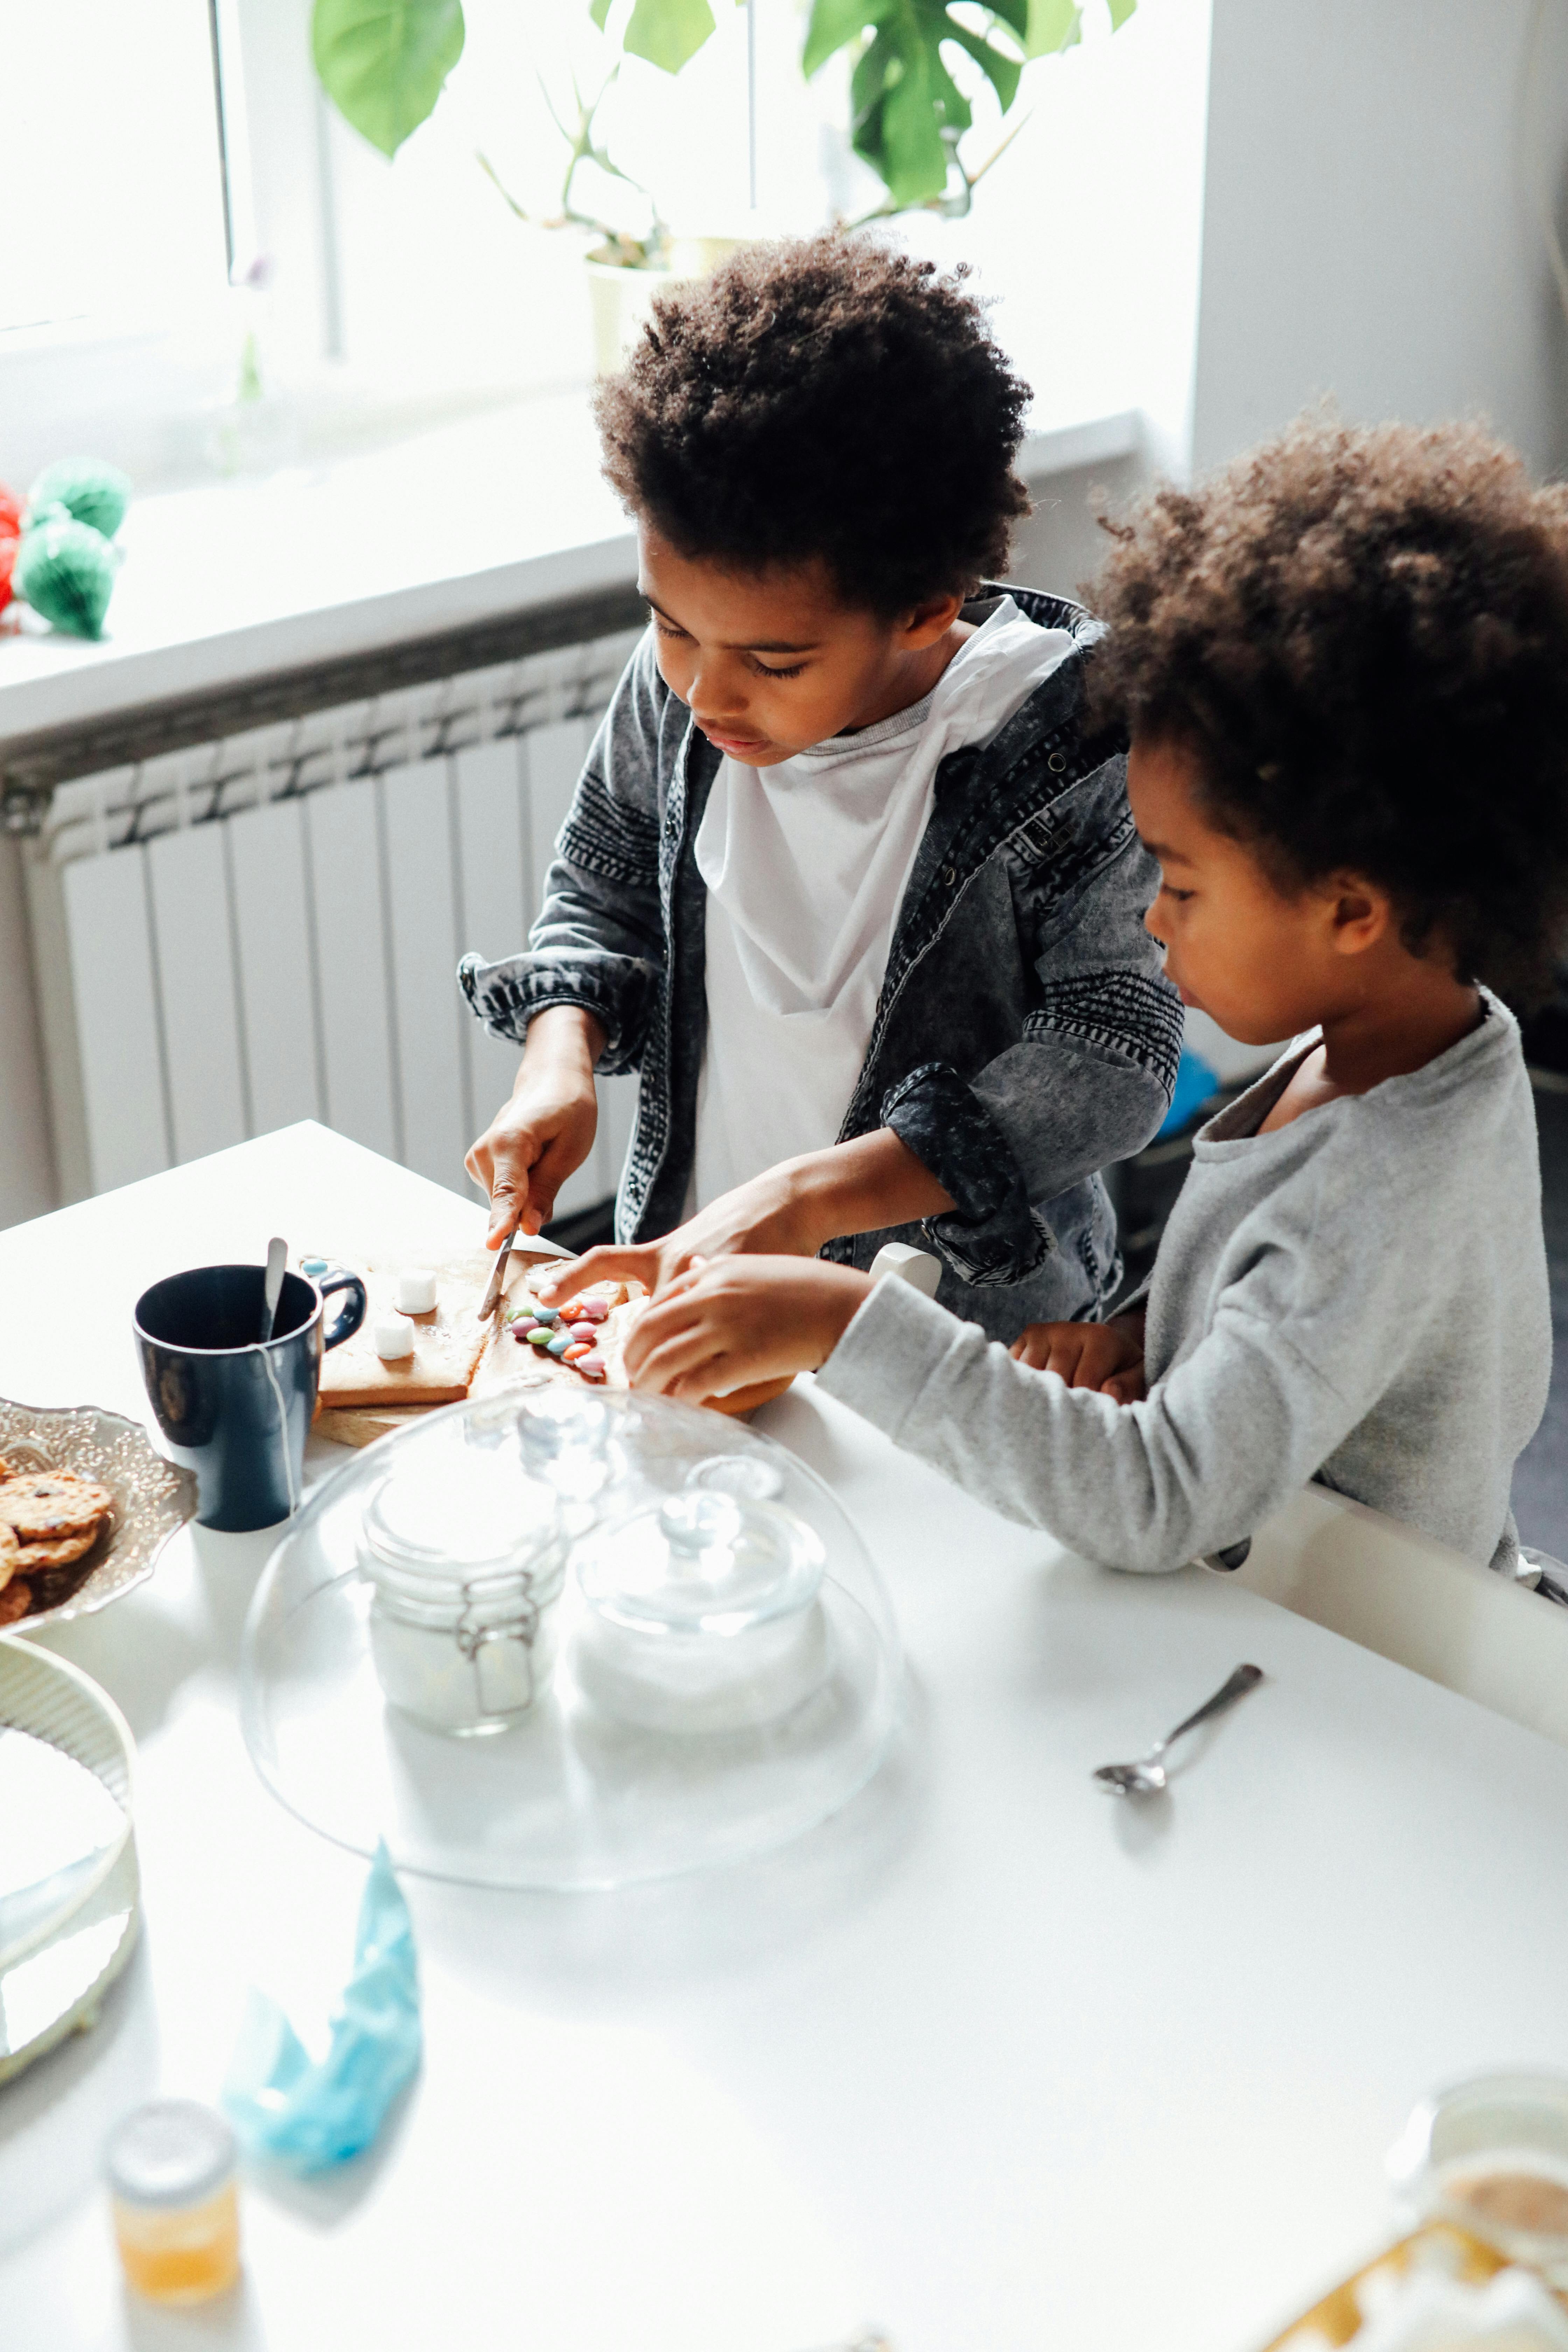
(1326, 874, 1392, 957)
(897, 592, 967, 649)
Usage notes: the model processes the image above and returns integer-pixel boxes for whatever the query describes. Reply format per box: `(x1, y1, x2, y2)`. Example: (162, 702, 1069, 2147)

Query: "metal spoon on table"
(1093, 1662, 1264, 1796)
(259, 1236, 287, 1344)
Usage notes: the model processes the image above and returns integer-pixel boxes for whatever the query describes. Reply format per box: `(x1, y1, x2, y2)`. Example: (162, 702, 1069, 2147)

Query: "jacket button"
(1048, 750, 1068, 773)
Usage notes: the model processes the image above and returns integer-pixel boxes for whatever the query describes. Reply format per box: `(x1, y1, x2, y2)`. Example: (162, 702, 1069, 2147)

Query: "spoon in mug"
(259, 1236, 287, 1345)
(1093, 1662, 1263, 1796)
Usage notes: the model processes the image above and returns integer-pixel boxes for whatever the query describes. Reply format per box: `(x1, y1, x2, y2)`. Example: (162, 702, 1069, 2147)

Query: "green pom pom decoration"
(14, 516, 118, 640)
(28, 456, 131, 541)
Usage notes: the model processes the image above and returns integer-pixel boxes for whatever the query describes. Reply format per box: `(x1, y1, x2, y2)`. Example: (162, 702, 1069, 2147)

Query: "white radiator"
(24, 625, 644, 1218)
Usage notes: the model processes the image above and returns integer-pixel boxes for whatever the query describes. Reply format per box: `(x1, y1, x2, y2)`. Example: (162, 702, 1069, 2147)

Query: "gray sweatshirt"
(817, 990, 1550, 1574)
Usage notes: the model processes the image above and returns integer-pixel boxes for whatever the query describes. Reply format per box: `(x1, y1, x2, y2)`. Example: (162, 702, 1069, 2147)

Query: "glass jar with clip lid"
(359, 1443, 568, 1736)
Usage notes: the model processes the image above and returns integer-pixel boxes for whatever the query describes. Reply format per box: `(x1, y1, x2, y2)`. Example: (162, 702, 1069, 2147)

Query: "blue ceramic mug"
(134, 1264, 366, 1532)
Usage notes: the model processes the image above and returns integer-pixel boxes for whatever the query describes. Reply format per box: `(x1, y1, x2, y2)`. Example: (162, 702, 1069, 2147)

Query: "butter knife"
(478, 1221, 518, 1321)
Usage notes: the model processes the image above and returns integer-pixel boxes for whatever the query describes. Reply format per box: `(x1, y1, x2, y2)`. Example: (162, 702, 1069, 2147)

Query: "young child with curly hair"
(462, 236, 1180, 1346)
(598, 415, 1568, 1577)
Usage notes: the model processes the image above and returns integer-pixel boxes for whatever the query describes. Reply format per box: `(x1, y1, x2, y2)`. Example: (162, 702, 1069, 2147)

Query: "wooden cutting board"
(313, 1247, 504, 1409)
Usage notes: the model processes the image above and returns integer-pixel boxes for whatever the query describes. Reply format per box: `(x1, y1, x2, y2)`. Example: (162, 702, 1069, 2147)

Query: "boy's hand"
(536, 1127, 953, 1308)
(464, 1006, 605, 1245)
(1011, 1311, 1147, 1404)
(536, 1164, 820, 1305)
(623, 1256, 873, 1402)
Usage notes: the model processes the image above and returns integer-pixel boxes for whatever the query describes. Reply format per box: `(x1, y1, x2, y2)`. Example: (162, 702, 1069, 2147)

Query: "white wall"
(1192, 0, 1568, 478)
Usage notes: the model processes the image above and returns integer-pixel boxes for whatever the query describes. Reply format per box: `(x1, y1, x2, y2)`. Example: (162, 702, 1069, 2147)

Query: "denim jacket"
(459, 585, 1182, 1340)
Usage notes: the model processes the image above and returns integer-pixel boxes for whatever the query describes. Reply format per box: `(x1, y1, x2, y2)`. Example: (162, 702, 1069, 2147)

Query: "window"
(0, 1, 229, 337)
(0, 0, 1213, 491)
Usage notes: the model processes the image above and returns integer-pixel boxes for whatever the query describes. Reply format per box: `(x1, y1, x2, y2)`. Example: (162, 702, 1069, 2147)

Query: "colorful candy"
(564, 1343, 592, 1363)
(528, 1303, 560, 1328)
(545, 1333, 571, 1359)
(576, 1352, 607, 1377)
(575, 1299, 609, 1323)
(567, 1322, 597, 1344)
(527, 1327, 552, 1348)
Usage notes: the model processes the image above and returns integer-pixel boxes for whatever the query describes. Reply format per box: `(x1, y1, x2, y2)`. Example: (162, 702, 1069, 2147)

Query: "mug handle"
(318, 1270, 368, 1350)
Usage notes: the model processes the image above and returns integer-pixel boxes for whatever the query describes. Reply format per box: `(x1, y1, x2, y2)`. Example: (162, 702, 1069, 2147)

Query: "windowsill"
(0, 392, 1141, 752)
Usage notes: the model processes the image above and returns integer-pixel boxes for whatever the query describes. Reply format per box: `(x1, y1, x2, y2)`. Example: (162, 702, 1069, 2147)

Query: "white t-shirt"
(689, 598, 1077, 1210)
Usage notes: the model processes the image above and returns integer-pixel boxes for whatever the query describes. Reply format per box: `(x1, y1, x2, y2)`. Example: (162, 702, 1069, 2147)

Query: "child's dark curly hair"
(1088, 414, 1568, 1005)
(593, 234, 1031, 617)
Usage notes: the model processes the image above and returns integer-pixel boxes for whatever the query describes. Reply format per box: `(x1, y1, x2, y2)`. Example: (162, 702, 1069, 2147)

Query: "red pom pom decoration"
(0, 534, 17, 617)
(0, 485, 21, 540)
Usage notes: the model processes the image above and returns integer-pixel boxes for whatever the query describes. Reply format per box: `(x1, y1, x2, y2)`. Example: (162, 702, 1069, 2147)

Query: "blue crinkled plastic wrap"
(222, 1842, 421, 2174)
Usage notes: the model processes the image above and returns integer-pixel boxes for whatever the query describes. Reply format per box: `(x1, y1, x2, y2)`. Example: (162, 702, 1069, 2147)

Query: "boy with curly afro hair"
(613, 415, 1568, 1581)
(464, 235, 1180, 1357)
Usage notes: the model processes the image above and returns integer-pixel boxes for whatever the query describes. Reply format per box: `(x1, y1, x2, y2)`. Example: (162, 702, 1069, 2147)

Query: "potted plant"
(310, 0, 1137, 369)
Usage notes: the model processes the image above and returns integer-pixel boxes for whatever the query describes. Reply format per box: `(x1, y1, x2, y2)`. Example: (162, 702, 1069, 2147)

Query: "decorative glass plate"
(240, 1387, 902, 1890)
(0, 1635, 140, 2084)
(0, 1398, 196, 1628)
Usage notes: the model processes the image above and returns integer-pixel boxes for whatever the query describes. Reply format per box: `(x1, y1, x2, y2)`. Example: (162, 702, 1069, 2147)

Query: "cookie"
(0, 1577, 33, 1625)
(0, 1522, 16, 1589)
(0, 1471, 113, 1540)
(14, 1527, 99, 1572)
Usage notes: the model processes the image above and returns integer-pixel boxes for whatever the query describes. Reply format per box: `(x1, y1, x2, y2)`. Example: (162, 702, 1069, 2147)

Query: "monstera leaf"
(608, 0, 721, 72)
(805, 0, 1134, 208)
(312, 0, 466, 157)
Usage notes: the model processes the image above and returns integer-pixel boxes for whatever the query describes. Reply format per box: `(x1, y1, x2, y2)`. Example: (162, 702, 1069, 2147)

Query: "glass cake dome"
(239, 1385, 902, 1889)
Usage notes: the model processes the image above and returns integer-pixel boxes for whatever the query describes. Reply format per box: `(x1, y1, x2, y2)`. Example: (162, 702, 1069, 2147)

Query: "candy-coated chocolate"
(576, 1351, 606, 1375)
(576, 1299, 609, 1322)
(564, 1343, 592, 1362)
(567, 1322, 597, 1343)
(301, 1256, 328, 1275)
(545, 1333, 571, 1358)
(529, 1304, 560, 1327)
(526, 1327, 552, 1348)
(510, 1323, 532, 1344)
(578, 1364, 607, 1382)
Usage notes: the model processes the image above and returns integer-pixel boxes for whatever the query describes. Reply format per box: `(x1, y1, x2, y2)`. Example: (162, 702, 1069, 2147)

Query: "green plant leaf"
(1024, 0, 1080, 57)
(1107, 0, 1137, 26)
(312, 0, 465, 158)
(590, 0, 612, 25)
(623, 0, 717, 73)
(806, 0, 1030, 205)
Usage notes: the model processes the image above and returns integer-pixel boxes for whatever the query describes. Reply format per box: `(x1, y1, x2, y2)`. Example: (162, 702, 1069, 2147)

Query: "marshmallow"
(374, 1313, 415, 1361)
(867, 1242, 942, 1298)
(396, 1268, 437, 1315)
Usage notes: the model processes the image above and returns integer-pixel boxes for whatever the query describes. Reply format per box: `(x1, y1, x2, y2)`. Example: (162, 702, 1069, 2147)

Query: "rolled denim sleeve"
(882, 828, 1182, 1287)
(881, 1061, 1044, 1285)
(455, 630, 674, 1077)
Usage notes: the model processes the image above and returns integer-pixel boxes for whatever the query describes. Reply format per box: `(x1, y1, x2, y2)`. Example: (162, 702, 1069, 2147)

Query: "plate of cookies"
(0, 1399, 197, 1630)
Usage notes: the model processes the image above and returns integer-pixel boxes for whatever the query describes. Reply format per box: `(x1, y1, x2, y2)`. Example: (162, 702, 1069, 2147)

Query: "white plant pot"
(585, 259, 688, 376)
(584, 236, 752, 376)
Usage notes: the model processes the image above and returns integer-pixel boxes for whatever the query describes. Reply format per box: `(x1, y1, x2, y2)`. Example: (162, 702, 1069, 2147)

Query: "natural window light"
(0, 1, 229, 337)
(0, 0, 1210, 491)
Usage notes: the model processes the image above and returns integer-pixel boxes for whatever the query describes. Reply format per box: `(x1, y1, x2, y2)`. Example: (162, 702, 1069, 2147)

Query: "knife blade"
(478, 1222, 518, 1321)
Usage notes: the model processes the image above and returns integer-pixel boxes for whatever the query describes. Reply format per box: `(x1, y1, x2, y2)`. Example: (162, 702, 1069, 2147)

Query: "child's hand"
(621, 1256, 873, 1402)
(464, 1007, 604, 1244)
(536, 1166, 821, 1305)
(1011, 1312, 1147, 1403)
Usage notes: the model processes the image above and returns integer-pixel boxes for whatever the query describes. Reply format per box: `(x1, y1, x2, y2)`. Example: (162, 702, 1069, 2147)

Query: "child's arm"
(622, 1255, 1374, 1575)
(538, 1127, 953, 1298)
(460, 636, 673, 1243)
(464, 1006, 605, 1242)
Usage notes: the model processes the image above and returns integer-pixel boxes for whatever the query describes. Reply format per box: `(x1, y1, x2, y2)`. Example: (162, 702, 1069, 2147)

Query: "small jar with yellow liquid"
(106, 2100, 241, 2305)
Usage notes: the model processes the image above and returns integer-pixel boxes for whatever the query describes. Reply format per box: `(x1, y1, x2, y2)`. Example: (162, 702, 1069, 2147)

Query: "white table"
(5, 1122, 1568, 2352)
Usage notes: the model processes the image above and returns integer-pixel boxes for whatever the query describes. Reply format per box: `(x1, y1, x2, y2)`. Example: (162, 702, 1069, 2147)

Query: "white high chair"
(1226, 1485, 1568, 1752)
